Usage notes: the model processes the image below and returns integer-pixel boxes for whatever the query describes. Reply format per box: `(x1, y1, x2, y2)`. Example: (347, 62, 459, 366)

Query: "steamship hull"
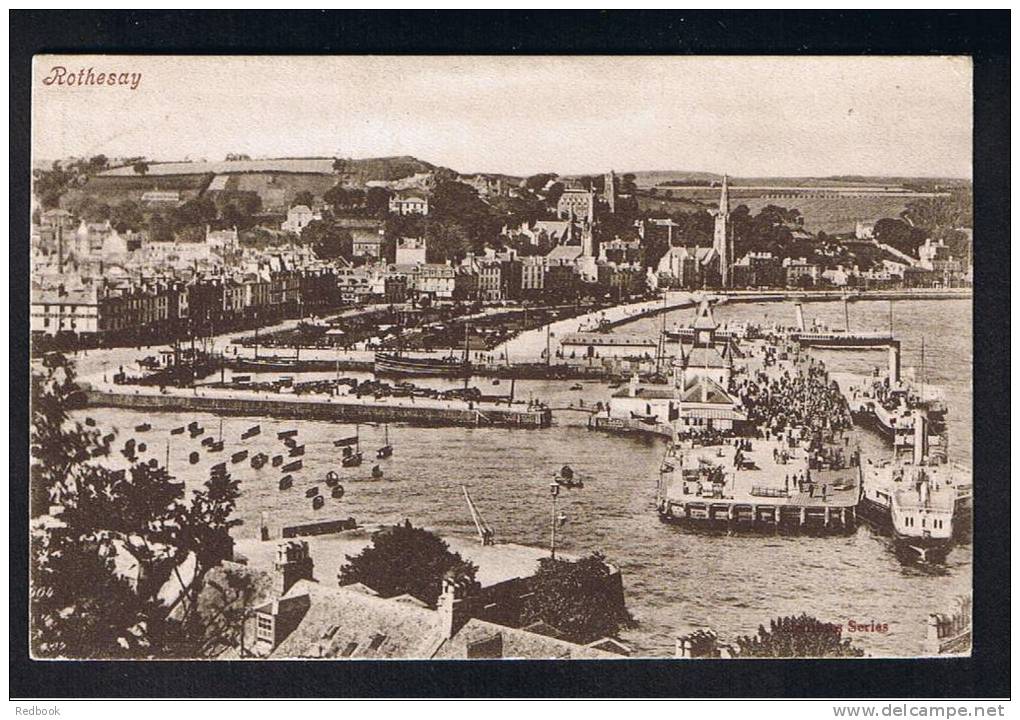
(793, 332, 893, 349)
(373, 353, 472, 378)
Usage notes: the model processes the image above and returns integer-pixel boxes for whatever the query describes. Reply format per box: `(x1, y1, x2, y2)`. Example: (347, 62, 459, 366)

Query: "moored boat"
(859, 460, 968, 560)
(374, 352, 471, 378)
(341, 425, 363, 467)
(555, 465, 584, 489)
(376, 425, 393, 459)
(341, 450, 363, 468)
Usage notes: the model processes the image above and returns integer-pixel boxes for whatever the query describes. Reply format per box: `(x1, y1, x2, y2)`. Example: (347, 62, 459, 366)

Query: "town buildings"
(556, 188, 595, 224)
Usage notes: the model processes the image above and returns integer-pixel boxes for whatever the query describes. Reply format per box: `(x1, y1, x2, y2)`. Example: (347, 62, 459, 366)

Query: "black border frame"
(9, 10, 1010, 699)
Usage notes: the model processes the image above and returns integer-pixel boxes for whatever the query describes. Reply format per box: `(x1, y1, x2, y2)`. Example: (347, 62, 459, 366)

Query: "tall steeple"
(712, 174, 732, 287)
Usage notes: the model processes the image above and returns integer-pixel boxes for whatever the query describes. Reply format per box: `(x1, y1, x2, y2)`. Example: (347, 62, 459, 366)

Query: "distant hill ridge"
(99, 155, 440, 183)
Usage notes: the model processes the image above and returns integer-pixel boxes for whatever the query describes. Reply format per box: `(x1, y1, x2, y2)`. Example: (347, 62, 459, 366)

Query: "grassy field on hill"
(69, 173, 212, 207)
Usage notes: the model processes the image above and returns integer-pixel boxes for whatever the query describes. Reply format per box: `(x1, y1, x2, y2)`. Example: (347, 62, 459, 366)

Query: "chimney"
(437, 575, 475, 639)
(273, 540, 313, 596)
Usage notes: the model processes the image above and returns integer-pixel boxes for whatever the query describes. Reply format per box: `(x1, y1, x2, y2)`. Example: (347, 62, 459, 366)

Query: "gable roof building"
(206, 538, 629, 661)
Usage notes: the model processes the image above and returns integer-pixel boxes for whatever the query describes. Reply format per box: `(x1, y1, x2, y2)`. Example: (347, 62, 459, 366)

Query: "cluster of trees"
(30, 356, 242, 658)
(33, 155, 116, 209)
(338, 521, 478, 606)
(520, 552, 634, 644)
(338, 522, 633, 645)
(300, 218, 354, 261)
(871, 217, 930, 257)
(63, 190, 263, 243)
(874, 189, 973, 259)
(366, 180, 508, 263)
(735, 613, 864, 658)
(320, 184, 391, 216)
(730, 204, 809, 259)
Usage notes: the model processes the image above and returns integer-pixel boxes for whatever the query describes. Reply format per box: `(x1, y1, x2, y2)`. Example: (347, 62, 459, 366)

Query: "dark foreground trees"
(30, 355, 241, 658)
(338, 520, 478, 606)
(520, 551, 634, 644)
(735, 613, 864, 658)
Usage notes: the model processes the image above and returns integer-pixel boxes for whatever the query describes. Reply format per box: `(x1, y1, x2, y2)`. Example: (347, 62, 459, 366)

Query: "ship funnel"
(913, 412, 928, 465)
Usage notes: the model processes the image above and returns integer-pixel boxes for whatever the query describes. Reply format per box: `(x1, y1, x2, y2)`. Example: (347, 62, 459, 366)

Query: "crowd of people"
(734, 355, 853, 442)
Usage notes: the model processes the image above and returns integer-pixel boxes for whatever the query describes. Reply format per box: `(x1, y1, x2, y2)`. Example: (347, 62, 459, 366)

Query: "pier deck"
(657, 440, 860, 530)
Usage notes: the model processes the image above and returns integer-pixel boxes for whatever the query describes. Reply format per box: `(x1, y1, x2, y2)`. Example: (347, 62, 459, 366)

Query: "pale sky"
(32, 55, 973, 178)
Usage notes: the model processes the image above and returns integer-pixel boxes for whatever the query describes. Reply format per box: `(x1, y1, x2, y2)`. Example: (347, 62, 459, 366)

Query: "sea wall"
(84, 389, 552, 429)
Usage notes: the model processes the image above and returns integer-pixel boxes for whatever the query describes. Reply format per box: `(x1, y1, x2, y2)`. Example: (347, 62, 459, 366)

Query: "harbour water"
(74, 298, 972, 657)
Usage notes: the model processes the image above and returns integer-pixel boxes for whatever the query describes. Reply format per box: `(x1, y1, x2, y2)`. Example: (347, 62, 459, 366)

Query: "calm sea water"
(74, 299, 972, 657)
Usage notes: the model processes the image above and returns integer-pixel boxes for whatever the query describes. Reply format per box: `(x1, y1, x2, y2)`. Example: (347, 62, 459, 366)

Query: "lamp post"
(549, 481, 560, 559)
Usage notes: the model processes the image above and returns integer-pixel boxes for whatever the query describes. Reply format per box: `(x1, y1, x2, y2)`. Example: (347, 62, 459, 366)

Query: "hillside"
(68, 173, 213, 208)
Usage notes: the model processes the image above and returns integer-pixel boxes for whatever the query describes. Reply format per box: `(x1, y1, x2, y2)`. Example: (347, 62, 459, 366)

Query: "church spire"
(718, 174, 730, 215)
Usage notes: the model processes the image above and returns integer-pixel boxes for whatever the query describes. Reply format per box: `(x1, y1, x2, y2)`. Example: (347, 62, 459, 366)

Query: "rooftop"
(434, 618, 616, 660)
(546, 245, 584, 261)
(612, 385, 675, 399)
(267, 578, 444, 659)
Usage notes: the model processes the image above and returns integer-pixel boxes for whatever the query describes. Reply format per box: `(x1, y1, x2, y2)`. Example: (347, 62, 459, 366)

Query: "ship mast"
(655, 292, 668, 377)
(920, 336, 926, 401)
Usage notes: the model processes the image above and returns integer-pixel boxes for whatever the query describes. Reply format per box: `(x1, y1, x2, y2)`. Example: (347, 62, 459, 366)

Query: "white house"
(282, 205, 321, 234)
(388, 193, 430, 216)
(608, 374, 677, 425)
